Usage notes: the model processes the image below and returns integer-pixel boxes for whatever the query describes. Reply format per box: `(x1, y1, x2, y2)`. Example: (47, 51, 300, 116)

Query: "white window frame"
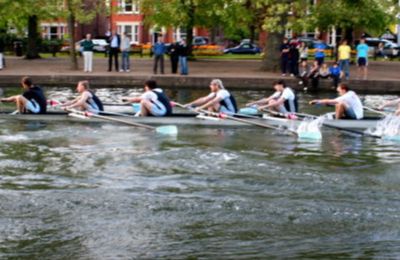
(118, 0, 140, 14)
(41, 23, 67, 40)
(117, 22, 140, 44)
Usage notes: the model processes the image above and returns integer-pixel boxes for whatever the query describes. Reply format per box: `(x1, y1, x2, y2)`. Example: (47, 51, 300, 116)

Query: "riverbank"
(1, 56, 400, 93)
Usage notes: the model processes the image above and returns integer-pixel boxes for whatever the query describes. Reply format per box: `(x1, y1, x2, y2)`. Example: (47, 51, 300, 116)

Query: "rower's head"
(209, 79, 224, 92)
(337, 83, 349, 96)
(144, 80, 157, 91)
(21, 76, 33, 90)
(77, 80, 90, 93)
(273, 80, 286, 92)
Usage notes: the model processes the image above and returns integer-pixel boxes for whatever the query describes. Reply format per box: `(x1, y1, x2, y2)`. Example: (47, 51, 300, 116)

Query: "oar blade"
(238, 107, 259, 116)
(156, 125, 178, 136)
(297, 131, 322, 140)
(382, 135, 400, 142)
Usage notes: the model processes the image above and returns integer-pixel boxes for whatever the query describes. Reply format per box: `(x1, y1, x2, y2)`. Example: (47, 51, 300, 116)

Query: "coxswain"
(62, 80, 103, 113)
(0, 76, 47, 114)
(254, 80, 298, 115)
(185, 79, 237, 114)
(309, 83, 363, 119)
(122, 80, 172, 117)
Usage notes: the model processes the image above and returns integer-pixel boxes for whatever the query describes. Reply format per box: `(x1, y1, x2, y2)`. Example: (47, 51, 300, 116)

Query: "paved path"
(0, 55, 400, 93)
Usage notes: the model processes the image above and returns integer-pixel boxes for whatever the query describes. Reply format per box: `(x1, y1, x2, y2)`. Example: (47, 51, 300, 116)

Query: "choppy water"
(1, 87, 400, 259)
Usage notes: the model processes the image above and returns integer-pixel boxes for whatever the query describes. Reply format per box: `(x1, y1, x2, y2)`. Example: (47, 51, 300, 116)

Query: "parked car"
(363, 37, 399, 58)
(224, 42, 261, 54)
(60, 39, 109, 53)
(193, 36, 209, 46)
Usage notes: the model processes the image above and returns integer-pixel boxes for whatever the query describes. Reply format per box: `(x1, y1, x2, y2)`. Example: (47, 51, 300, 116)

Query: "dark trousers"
(108, 48, 119, 71)
(331, 75, 340, 88)
(290, 59, 299, 76)
(170, 55, 179, 74)
(281, 56, 289, 74)
(153, 54, 164, 74)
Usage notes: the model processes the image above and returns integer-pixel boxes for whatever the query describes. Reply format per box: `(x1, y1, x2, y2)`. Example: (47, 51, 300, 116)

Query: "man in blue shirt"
(329, 62, 343, 89)
(356, 38, 369, 79)
(314, 40, 326, 66)
(153, 37, 166, 74)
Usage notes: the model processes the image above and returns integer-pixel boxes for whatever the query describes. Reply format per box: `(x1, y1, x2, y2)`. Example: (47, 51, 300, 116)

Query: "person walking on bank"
(120, 32, 131, 72)
(178, 39, 189, 75)
(338, 39, 351, 80)
(168, 42, 180, 74)
(153, 37, 166, 74)
(108, 31, 120, 72)
(81, 34, 94, 73)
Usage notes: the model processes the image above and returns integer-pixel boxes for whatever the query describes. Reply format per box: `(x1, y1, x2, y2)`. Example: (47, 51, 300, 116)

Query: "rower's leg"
(335, 102, 346, 119)
(140, 99, 152, 116)
(16, 95, 28, 113)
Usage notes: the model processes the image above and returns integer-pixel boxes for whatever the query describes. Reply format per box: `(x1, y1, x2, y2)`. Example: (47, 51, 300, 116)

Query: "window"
(41, 24, 66, 40)
(117, 23, 140, 43)
(118, 0, 140, 14)
(173, 27, 187, 42)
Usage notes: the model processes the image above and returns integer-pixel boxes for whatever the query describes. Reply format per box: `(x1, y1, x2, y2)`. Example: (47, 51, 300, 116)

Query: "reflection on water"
(1, 89, 400, 258)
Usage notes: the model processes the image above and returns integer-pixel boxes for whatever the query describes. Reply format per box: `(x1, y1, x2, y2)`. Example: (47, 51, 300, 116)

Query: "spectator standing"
(120, 32, 131, 72)
(152, 37, 166, 74)
(168, 42, 179, 74)
(338, 39, 351, 80)
(329, 62, 343, 89)
(289, 37, 300, 76)
(280, 38, 290, 76)
(356, 38, 369, 79)
(178, 39, 189, 75)
(299, 41, 308, 62)
(0, 36, 4, 70)
(375, 42, 387, 60)
(108, 31, 121, 72)
(314, 39, 326, 65)
(81, 34, 94, 73)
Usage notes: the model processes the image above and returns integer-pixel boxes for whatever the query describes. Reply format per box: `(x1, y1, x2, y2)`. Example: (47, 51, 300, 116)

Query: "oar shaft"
(68, 109, 155, 130)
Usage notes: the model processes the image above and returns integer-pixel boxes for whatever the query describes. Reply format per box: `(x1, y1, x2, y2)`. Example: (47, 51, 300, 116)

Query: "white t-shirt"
(271, 88, 295, 100)
(335, 91, 364, 119)
(207, 89, 235, 112)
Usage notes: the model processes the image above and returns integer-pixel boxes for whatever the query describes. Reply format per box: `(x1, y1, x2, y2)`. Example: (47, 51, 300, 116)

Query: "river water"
(1, 87, 400, 259)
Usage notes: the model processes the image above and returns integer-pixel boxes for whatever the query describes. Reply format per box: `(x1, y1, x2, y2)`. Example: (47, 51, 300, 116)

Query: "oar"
(171, 101, 299, 136)
(363, 106, 389, 116)
(66, 108, 178, 136)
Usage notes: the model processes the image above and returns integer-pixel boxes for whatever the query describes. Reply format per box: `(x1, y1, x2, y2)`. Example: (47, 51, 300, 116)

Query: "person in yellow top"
(338, 39, 351, 80)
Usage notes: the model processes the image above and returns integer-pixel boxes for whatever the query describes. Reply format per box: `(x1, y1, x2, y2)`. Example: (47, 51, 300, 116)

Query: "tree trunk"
(261, 32, 284, 72)
(185, 0, 195, 57)
(25, 15, 40, 59)
(66, 0, 78, 70)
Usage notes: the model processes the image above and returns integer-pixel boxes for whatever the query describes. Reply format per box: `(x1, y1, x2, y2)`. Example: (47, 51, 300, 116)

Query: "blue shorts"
(219, 105, 235, 115)
(344, 107, 357, 119)
(357, 57, 367, 66)
(150, 101, 167, 116)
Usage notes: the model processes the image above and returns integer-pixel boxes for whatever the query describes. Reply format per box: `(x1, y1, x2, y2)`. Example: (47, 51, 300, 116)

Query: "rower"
(378, 98, 400, 116)
(185, 79, 237, 114)
(122, 80, 172, 117)
(62, 80, 103, 113)
(310, 83, 363, 119)
(255, 80, 298, 115)
(0, 76, 47, 114)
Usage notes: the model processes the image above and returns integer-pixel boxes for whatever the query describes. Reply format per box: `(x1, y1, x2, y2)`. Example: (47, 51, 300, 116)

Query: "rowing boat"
(0, 111, 383, 130)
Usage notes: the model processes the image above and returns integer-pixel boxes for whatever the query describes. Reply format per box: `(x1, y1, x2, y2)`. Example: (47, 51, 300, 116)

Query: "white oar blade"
(297, 131, 322, 140)
(156, 125, 178, 136)
(238, 107, 259, 115)
(382, 135, 400, 142)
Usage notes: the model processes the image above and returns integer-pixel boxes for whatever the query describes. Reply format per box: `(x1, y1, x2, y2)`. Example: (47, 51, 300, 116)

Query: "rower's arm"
(309, 99, 337, 106)
(380, 98, 400, 109)
(0, 95, 19, 102)
(66, 93, 90, 109)
(63, 96, 81, 106)
(186, 95, 213, 107)
(247, 96, 273, 107)
(121, 96, 141, 103)
(197, 96, 221, 111)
